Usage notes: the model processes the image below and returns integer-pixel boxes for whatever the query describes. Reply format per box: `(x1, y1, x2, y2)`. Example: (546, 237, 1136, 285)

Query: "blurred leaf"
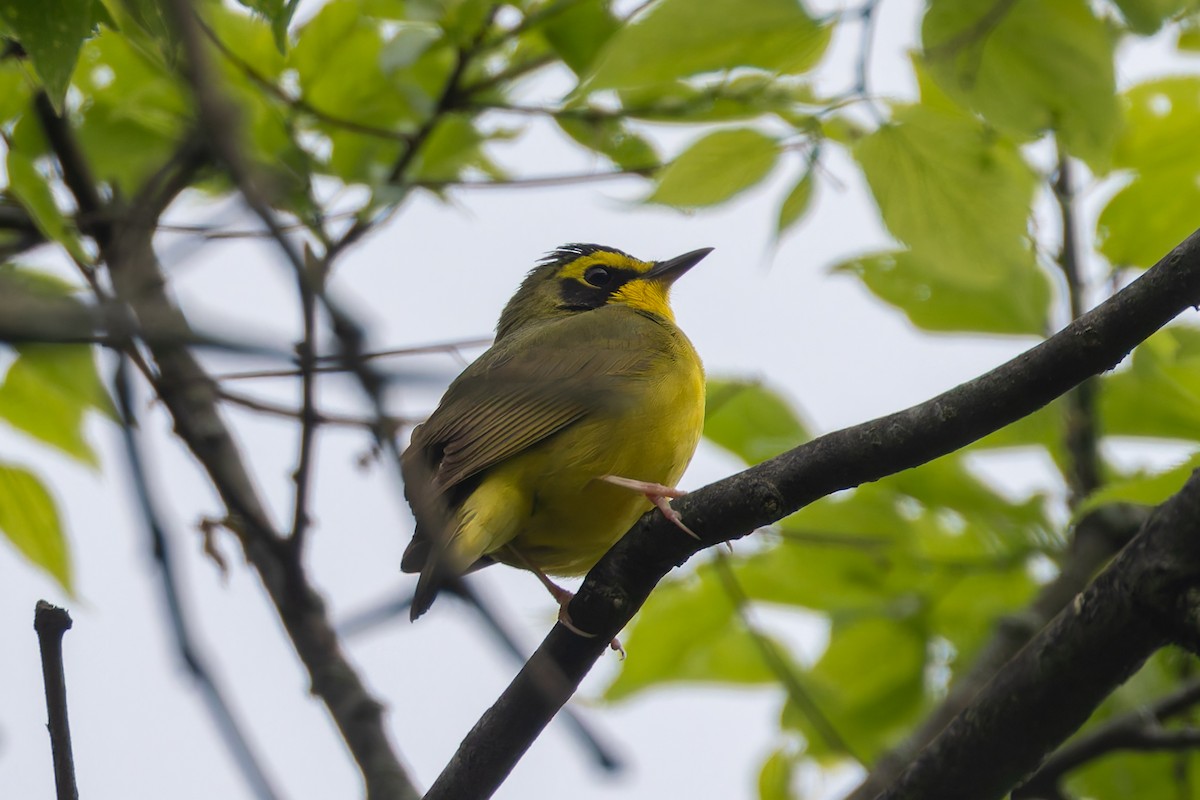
(556, 113, 658, 171)
(291, 0, 422, 128)
(5, 150, 88, 264)
(0, 0, 92, 111)
(585, 0, 831, 91)
(603, 570, 778, 701)
(234, 0, 294, 51)
(1100, 325, 1200, 441)
(540, 0, 620, 75)
(921, 0, 1119, 169)
(0, 463, 72, 592)
(775, 171, 814, 240)
(833, 250, 1050, 336)
(785, 615, 926, 760)
(0, 62, 32, 126)
(648, 128, 777, 207)
(1077, 451, 1200, 517)
(758, 747, 801, 800)
(704, 378, 810, 465)
(0, 343, 114, 465)
(1111, 0, 1194, 33)
(1097, 77, 1200, 269)
(75, 27, 190, 194)
(849, 96, 1048, 334)
(413, 116, 489, 182)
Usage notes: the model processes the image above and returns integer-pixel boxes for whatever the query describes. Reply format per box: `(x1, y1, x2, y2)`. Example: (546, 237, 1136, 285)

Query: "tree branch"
(878, 466, 1200, 800)
(424, 227, 1200, 800)
(35, 601, 78, 800)
(846, 503, 1148, 799)
(1016, 680, 1200, 798)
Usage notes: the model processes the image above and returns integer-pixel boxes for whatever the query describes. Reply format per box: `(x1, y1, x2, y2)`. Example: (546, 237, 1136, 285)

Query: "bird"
(400, 243, 711, 631)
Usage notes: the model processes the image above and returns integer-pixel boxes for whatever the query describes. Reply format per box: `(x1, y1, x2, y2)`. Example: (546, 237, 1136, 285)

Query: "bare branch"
(34, 601, 78, 800)
(1016, 681, 1200, 798)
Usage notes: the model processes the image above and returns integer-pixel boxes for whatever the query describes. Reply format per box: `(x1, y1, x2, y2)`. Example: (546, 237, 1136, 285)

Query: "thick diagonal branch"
(425, 227, 1200, 800)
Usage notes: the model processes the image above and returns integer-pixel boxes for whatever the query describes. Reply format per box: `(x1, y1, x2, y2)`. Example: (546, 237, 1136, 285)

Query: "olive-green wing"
(407, 309, 664, 494)
(400, 309, 670, 618)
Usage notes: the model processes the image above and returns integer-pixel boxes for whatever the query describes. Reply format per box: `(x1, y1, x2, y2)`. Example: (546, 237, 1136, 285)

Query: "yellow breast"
(458, 325, 705, 576)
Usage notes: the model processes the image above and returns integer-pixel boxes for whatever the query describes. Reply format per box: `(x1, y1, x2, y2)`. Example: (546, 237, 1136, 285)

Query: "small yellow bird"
(401, 243, 710, 623)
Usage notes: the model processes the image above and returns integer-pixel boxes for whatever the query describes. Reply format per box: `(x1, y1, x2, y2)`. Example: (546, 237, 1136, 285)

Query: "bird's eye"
(584, 266, 611, 287)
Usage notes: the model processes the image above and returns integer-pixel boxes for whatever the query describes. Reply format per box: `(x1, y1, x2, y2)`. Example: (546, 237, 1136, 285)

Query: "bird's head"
(495, 243, 712, 341)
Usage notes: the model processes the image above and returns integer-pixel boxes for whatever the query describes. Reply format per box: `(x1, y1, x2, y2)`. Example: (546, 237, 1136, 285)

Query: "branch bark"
(35, 601, 78, 800)
(425, 227, 1200, 799)
(878, 467, 1200, 800)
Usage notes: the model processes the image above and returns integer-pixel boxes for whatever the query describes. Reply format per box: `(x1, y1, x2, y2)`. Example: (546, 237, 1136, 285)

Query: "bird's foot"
(599, 474, 699, 540)
(517, 551, 624, 656)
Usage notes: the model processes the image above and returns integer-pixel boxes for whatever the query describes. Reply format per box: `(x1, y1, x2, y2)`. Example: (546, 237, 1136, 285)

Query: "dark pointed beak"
(646, 247, 713, 285)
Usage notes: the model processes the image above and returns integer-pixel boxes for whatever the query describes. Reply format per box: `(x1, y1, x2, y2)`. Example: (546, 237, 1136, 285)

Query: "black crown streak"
(541, 242, 633, 266)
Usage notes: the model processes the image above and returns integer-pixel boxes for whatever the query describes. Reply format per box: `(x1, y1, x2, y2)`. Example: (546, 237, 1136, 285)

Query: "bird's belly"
(493, 360, 704, 576)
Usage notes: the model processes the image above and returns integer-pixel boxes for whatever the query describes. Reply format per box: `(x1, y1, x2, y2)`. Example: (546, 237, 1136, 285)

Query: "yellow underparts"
(451, 338, 703, 577)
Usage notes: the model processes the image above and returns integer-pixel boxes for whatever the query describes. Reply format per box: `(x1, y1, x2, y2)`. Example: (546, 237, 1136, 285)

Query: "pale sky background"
(2, 2, 1197, 799)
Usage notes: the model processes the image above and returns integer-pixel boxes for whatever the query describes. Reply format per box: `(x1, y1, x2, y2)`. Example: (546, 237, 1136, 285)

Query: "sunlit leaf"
(585, 0, 831, 91)
(1100, 325, 1200, 441)
(0, 0, 92, 111)
(775, 171, 814, 240)
(540, 0, 620, 75)
(1111, 0, 1194, 33)
(603, 570, 778, 701)
(704, 378, 810, 465)
(1097, 77, 1200, 269)
(1077, 452, 1200, 518)
(832, 250, 1050, 336)
(5, 150, 88, 264)
(853, 102, 1037, 285)
(0, 463, 72, 592)
(648, 128, 778, 207)
(921, 0, 1119, 169)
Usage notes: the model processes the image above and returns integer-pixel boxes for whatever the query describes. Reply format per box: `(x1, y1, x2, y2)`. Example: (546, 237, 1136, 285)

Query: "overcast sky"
(4, 2, 1197, 799)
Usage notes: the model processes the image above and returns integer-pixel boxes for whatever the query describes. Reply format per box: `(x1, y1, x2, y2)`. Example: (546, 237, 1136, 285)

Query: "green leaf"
(75, 27, 190, 194)
(832, 250, 1050, 336)
(853, 102, 1038, 284)
(0, 62, 32, 126)
(556, 113, 658, 171)
(584, 0, 831, 91)
(5, 150, 89, 264)
(704, 378, 810, 465)
(291, 0, 423, 128)
(1099, 326, 1200, 441)
(602, 570, 778, 701)
(1076, 451, 1200, 517)
(234, 0, 294, 51)
(0, 0, 92, 112)
(921, 0, 1119, 169)
(0, 462, 72, 592)
(0, 344, 113, 465)
(850, 100, 1047, 335)
(1111, 0, 1194, 33)
(775, 171, 814, 239)
(648, 128, 778, 207)
(758, 747, 801, 800)
(1097, 77, 1200, 269)
(786, 615, 926, 759)
(540, 0, 620, 75)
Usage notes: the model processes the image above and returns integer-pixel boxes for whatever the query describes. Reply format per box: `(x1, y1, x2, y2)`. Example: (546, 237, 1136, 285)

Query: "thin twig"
(711, 554, 860, 761)
(113, 357, 284, 800)
(1053, 146, 1102, 506)
(34, 601, 78, 800)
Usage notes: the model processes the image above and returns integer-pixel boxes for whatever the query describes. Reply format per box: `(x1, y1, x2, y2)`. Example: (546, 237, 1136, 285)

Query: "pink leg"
(506, 546, 625, 656)
(600, 474, 700, 539)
